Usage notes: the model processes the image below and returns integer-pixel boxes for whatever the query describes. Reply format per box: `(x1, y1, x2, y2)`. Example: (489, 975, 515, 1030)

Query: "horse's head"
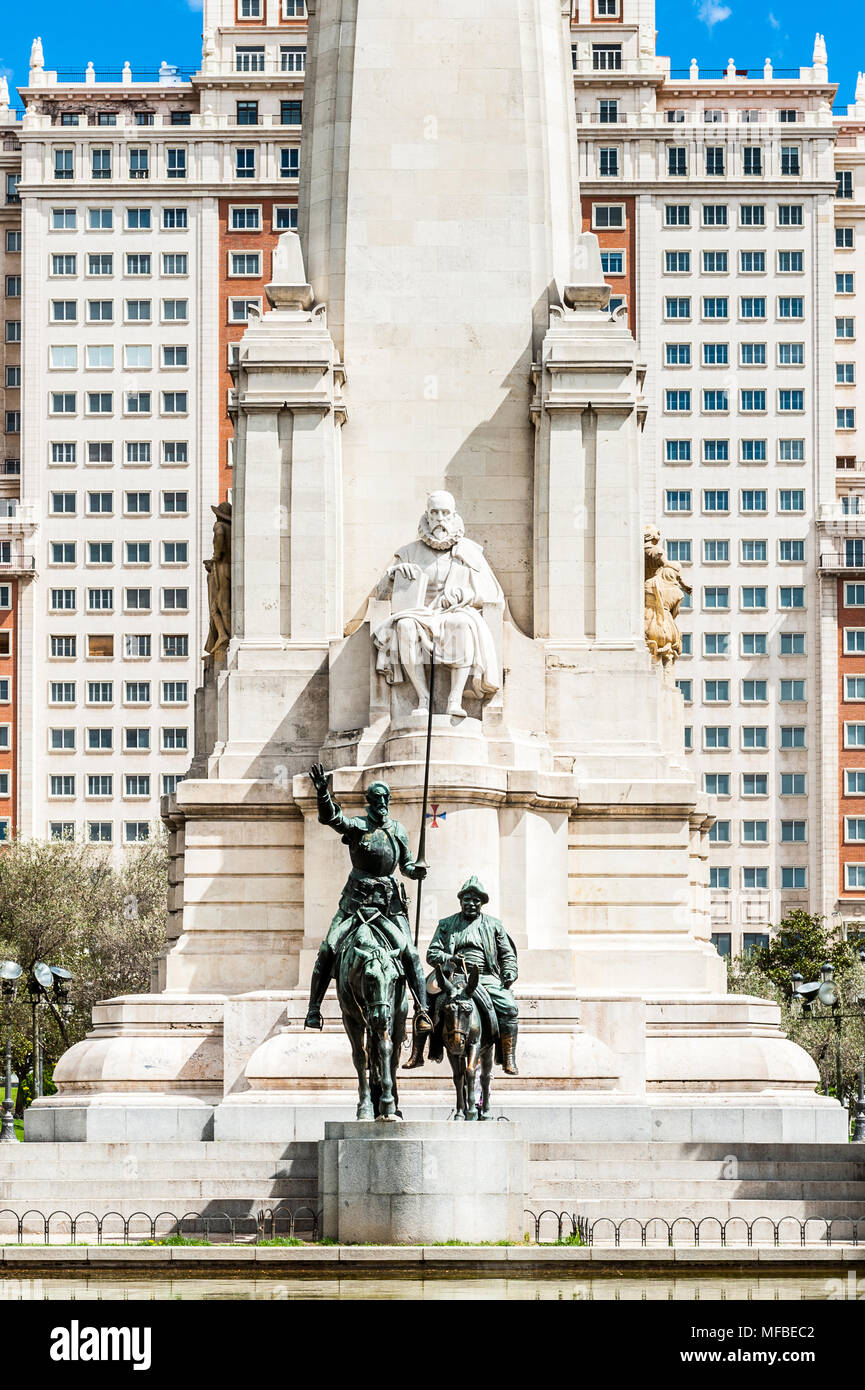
(435, 961, 479, 1057)
(354, 931, 401, 1037)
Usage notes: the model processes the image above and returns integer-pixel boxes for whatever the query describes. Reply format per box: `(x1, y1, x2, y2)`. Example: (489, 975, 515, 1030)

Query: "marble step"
(527, 1177, 865, 1199)
(0, 1178, 315, 1202)
(528, 1142, 861, 1162)
(530, 1159, 865, 1181)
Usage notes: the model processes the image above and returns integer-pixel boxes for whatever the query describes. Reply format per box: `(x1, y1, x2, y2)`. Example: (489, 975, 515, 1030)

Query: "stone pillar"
(318, 1121, 528, 1244)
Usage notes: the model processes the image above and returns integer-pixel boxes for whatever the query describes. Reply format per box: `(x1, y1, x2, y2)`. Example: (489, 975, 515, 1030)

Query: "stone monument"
(29, 0, 843, 1151)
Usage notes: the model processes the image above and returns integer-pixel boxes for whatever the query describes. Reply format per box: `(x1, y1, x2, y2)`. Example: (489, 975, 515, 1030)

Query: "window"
(91, 148, 112, 180)
(163, 207, 188, 230)
(280, 45, 307, 72)
(837, 363, 856, 385)
(230, 206, 261, 231)
(665, 390, 691, 413)
(664, 204, 690, 227)
(162, 442, 188, 465)
(50, 775, 76, 798)
(126, 253, 151, 278)
(51, 542, 76, 564)
(741, 586, 767, 610)
(665, 297, 690, 320)
(51, 299, 77, 323)
(778, 391, 804, 414)
(125, 682, 151, 705)
(704, 773, 730, 796)
(703, 440, 729, 463)
(743, 146, 762, 176)
(166, 149, 187, 179)
(837, 408, 856, 431)
(125, 300, 151, 324)
(162, 491, 188, 515)
(782, 774, 807, 796)
(780, 146, 801, 176)
(741, 440, 767, 463)
(709, 821, 730, 844)
(779, 540, 804, 563)
(50, 392, 77, 416)
(281, 100, 302, 126)
(50, 636, 76, 659)
(162, 301, 188, 325)
(126, 208, 151, 230)
(230, 251, 261, 278)
(710, 869, 731, 892)
(704, 726, 730, 750)
(162, 727, 188, 751)
(702, 298, 728, 321)
(703, 633, 729, 657)
(846, 677, 865, 701)
(740, 205, 765, 226)
(598, 148, 619, 178)
(87, 541, 112, 564)
(782, 725, 806, 749)
(702, 204, 727, 226)
(778, 251, 803, 274)
(665, 251, 690, 274)
(740, 299, 766, 322)
(236, 100, 259, 127)
(229, 297, 261, 323)
(778, 343, 804, 367)
(703, 390, 729, 413)
(49, 681, 75, 705)
(837, 317, 855, 340)
(779, 490, 805, 514)
(666, 541, 691, 564)
(742, 681, 768, 704)
(87, 681, 113, 704)
(51, 491, 76, 515)
(235, 147, 256, 179)
(740, 488, 767, 512)
(665, 440, 691, 462)
(837, 227, 854, 249)
(743, 821, 768, 844)
(702, 251, 727, 273)
(779, 439, 805, 462)
(49, 347, 76, 371)
(161, 588, 188, 612)
(703, 343, 728, 366)
(665, 489, 691, 513)
(703, 586, 729, 609)
(702, 490, 729, 514)
(781, 867, 807, 890)
(740, 391, 766, 414)
(837, 272, 855, 296)
(163, 634, 188, 658)
(124, 346, 151, 372)
(743, 773, 768, 797)
(703, 540, 729, 563)
(780, 679, 806, 702)
(704, 679, 729, 704)
(705, 147, 724, 176)
(846, 585, 865, 608)
(86, 392, 113, 415)
(592, 44, 622, 70)
(162, 541, 188, 564)
(162, 681, 188, 705)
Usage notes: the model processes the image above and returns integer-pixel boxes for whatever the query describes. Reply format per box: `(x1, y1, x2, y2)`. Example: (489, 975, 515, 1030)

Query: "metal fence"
(0, 1204, 321, 1245)
(525, 1210, 865, 1248)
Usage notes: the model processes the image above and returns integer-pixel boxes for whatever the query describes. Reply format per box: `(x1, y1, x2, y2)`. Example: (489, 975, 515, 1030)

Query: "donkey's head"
(435, 961, 479, 1057)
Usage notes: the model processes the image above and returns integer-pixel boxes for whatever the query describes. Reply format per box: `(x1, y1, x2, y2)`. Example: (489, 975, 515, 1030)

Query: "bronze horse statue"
(434, 961, 494, 1120)
(337, 917, 408, 1120)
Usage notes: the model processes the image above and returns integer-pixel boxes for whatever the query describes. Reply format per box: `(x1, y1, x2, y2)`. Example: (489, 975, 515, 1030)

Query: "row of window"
(49, 680, 187, 705)
(49, 773, 176, 795)
(49, 491, 187, 515)
(46, 205, 297, 234)
(664, 297, 806, 321)
(49, 443, 188, 467)
(49, 392, 190, 417)
(676, 584, 805, 611)
(50, 541, 188, 565)
(48, 588, 190, 613)
(592, 202, 807, 231)
(665, 389, 808, 414)
(56, 98, 304, 130)
(678, 678, 808, 703)
(47, 250, 266, 279)
(710, 867, 808, 891)
(49, 822, 157, 844)
(664, 439, 805, 463)
(234, 43, 305, 72)
(708, 820, 807, 843)
(49, 727, 188, 751)
(665, 489, 806, 513)
(49, 634, 188, 659)
(48, 345, 188, 370)
(668, 538, 805, 565)
(54, 145, 301, 182)
(51, 299, 190, 323)
(704, 772, 806, 796)
(659, 145, 803, 178)
(685, 725, 807, 751)
(662, 250, 811, 275)
(678, 632, 806, 658)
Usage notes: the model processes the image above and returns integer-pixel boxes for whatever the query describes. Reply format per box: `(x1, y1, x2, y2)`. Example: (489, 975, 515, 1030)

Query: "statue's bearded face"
(419, 492, 465, 551)
(365, 786, 390, 824)
(459, 890, 483, 921)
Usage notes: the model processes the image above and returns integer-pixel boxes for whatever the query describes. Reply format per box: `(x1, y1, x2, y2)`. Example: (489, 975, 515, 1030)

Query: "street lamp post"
(0, 960, 23, 1143)
(791, 951, 865, 1140)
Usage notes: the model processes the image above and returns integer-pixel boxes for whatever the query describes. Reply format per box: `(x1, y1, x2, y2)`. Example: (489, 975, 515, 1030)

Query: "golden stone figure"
(644, 525, 691, 667)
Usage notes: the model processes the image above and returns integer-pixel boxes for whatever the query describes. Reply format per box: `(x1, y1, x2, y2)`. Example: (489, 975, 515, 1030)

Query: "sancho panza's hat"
(457, 875, 489, 905)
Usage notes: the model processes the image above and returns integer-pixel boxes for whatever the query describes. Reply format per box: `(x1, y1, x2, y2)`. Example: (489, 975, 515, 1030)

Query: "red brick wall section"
(218, 196, 298, 502)
(838, 576, 865, 898)
(581, 195, 636, 336)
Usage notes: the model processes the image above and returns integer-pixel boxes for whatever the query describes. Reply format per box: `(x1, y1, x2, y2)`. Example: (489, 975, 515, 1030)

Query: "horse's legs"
(391, 988, 408, 1118)
(376, 1028, 395, 1117)
(343, 1011, 373, 1120)
(449, 1052, 465, 1119)
(479, 1044, 493, 1118)
(464, 1041, 481, 1120)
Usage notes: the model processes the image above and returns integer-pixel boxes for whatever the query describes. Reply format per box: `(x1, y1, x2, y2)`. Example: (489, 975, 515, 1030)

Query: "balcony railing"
(0, 552, 35, 573)
(820, 549, 865, 573)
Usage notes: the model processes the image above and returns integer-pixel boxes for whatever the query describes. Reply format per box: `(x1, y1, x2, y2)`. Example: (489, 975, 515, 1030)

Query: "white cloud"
(696, 1, 733, 27)
(186, 0, 204, 10)
(768, 10, 781, 27)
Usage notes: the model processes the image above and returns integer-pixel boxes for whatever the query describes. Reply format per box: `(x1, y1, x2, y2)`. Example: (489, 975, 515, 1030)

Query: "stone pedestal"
(318, 1121, 527, 1244)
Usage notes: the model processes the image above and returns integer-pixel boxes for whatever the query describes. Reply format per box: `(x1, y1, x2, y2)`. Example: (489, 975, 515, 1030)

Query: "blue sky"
(1, 1, 864, 108)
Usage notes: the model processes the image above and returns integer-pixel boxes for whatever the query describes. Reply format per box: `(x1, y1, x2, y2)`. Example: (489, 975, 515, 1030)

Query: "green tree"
(0, 834, 168, 1116)
(727, 910, 865, 1115)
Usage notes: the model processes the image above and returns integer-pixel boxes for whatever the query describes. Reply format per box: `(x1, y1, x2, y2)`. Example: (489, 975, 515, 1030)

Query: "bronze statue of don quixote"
(303, 670, 519, 1120)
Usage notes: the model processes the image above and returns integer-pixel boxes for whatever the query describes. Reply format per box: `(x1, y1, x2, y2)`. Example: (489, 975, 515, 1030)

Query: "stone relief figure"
(373, 490, 504, 718)
(204, 501, 232, 659)
(644, 524, 691, 667)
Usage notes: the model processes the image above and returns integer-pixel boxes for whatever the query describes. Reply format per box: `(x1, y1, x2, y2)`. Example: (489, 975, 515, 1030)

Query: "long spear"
(413, 650, 435, 948)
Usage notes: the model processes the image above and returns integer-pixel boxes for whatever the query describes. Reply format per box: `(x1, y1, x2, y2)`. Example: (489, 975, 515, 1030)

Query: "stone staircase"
(0, 1139, 863, 1240)
(527, 1141, 865, 1232)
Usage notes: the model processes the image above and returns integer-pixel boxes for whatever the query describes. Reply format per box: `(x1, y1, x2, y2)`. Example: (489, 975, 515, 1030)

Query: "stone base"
(24, 1094, 216, 1143)
(318, 1120, 527, 1244)
(213, 1090, 847, 1144)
